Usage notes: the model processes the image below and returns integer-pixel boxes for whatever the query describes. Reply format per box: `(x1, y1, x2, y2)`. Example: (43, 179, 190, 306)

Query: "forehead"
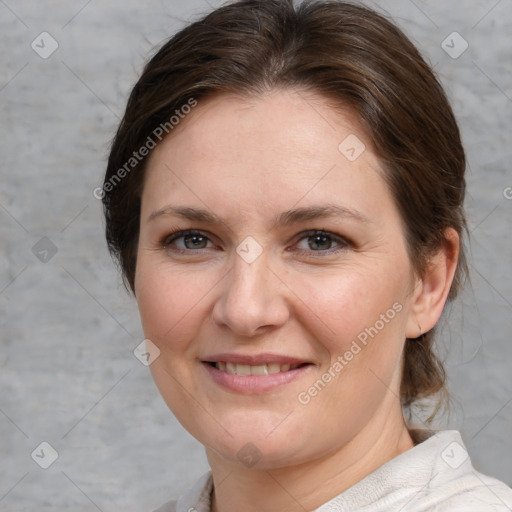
(141, 88, 396, 228)
(149, 88, 370, 164)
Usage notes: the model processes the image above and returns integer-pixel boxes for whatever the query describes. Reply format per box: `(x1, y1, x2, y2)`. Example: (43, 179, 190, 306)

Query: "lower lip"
(201, 362, 312, 394)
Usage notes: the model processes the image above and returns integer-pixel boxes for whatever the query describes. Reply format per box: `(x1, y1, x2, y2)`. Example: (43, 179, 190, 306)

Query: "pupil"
(311, 235, 330, 250)
(185, 234, 206, 249)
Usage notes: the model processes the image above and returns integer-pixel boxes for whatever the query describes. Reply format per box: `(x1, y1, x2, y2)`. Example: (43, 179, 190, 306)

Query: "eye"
(160, 228, 351, 256)
(293, 230, 350, 255)
(162, 230, 215, 251)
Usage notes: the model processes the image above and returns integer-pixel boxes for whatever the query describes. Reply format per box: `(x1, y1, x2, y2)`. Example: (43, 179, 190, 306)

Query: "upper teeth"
(215, 362, 301, 375)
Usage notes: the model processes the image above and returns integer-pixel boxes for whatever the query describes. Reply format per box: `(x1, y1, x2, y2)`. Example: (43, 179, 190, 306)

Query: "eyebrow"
(148, 204, 371, 227)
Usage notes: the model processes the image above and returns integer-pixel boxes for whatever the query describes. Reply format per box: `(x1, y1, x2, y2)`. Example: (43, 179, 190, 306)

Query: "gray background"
(0, 0, 511, 510)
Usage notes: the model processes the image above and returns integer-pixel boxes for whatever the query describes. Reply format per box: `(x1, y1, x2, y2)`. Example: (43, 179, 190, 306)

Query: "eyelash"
(160, 229, 351, 257)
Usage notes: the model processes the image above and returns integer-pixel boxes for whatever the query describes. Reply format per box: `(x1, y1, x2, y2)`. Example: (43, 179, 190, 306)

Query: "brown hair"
(103, 0, 467, 418)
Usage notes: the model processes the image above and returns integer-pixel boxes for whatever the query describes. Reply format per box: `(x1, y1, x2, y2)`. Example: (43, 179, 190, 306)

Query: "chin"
(196, 411, 317, 469)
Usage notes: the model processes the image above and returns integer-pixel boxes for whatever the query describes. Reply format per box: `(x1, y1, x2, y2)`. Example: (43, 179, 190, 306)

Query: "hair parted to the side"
(103, 0, 468, 420)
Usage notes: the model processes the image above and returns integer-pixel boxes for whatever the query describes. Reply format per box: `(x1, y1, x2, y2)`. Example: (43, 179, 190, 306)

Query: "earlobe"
(405, 228, 460, 339)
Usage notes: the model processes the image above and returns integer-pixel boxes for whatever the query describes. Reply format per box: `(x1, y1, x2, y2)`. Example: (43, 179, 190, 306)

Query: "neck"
(208, 411, 414, 512)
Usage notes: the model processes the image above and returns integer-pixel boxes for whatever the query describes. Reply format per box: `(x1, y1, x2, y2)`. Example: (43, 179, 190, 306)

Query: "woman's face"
(135, 89, 420, 469)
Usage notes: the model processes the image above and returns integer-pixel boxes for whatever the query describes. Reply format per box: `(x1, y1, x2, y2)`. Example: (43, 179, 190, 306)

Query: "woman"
(102, 1, 512, 510)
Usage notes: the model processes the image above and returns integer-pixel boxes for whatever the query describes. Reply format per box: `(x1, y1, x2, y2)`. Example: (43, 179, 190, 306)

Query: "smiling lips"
(202, 356, 313, 393)
(201, 353, 312, 392)
(210, 361, 305, 375)
(203, 353, 311, 374)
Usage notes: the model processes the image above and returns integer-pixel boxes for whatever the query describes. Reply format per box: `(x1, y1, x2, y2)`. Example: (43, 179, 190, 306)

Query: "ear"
(405, 228, 460, 338)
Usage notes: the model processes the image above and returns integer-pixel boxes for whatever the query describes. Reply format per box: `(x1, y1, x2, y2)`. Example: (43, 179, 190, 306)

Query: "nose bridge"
(213, 249, 288, 336)
(232, 251, 269, 299)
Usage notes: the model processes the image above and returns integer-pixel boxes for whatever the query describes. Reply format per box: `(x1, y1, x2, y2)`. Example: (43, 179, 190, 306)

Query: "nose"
(212, 252, 290, 338)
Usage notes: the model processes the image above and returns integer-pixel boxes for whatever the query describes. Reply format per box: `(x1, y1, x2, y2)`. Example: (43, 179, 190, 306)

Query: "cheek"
(292, 264, 409, 405)
(135, 258, 209, 350)
(294, 271, 407, 407)
(134, 258, 212, 432)
(292, 264, 407, 350)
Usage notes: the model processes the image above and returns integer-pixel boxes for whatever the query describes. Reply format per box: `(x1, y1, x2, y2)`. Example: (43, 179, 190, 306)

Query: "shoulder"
(326, 429, 512, 512)
(408, 430, 512, 512)
(420, 473, 512, 512)
(425, 469, 512, 512)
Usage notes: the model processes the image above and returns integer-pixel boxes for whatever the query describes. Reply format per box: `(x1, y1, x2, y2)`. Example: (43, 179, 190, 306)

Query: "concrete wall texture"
(1, 1, 511, 510)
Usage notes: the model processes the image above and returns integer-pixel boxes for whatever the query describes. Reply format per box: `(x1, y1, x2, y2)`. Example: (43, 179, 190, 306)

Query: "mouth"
(204, 361, 310, 375)
(200, 354, 314, 393)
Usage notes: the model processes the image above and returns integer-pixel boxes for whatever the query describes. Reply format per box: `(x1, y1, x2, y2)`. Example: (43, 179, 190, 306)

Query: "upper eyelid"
(164, 229, 214, 243)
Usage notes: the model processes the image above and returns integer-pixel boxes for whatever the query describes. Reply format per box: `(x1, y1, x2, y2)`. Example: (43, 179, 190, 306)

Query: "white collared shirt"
(151, 430, 512, 512)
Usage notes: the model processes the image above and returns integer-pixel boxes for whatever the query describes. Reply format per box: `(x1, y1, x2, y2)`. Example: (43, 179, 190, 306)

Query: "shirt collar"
(176, 470, 214, 512)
